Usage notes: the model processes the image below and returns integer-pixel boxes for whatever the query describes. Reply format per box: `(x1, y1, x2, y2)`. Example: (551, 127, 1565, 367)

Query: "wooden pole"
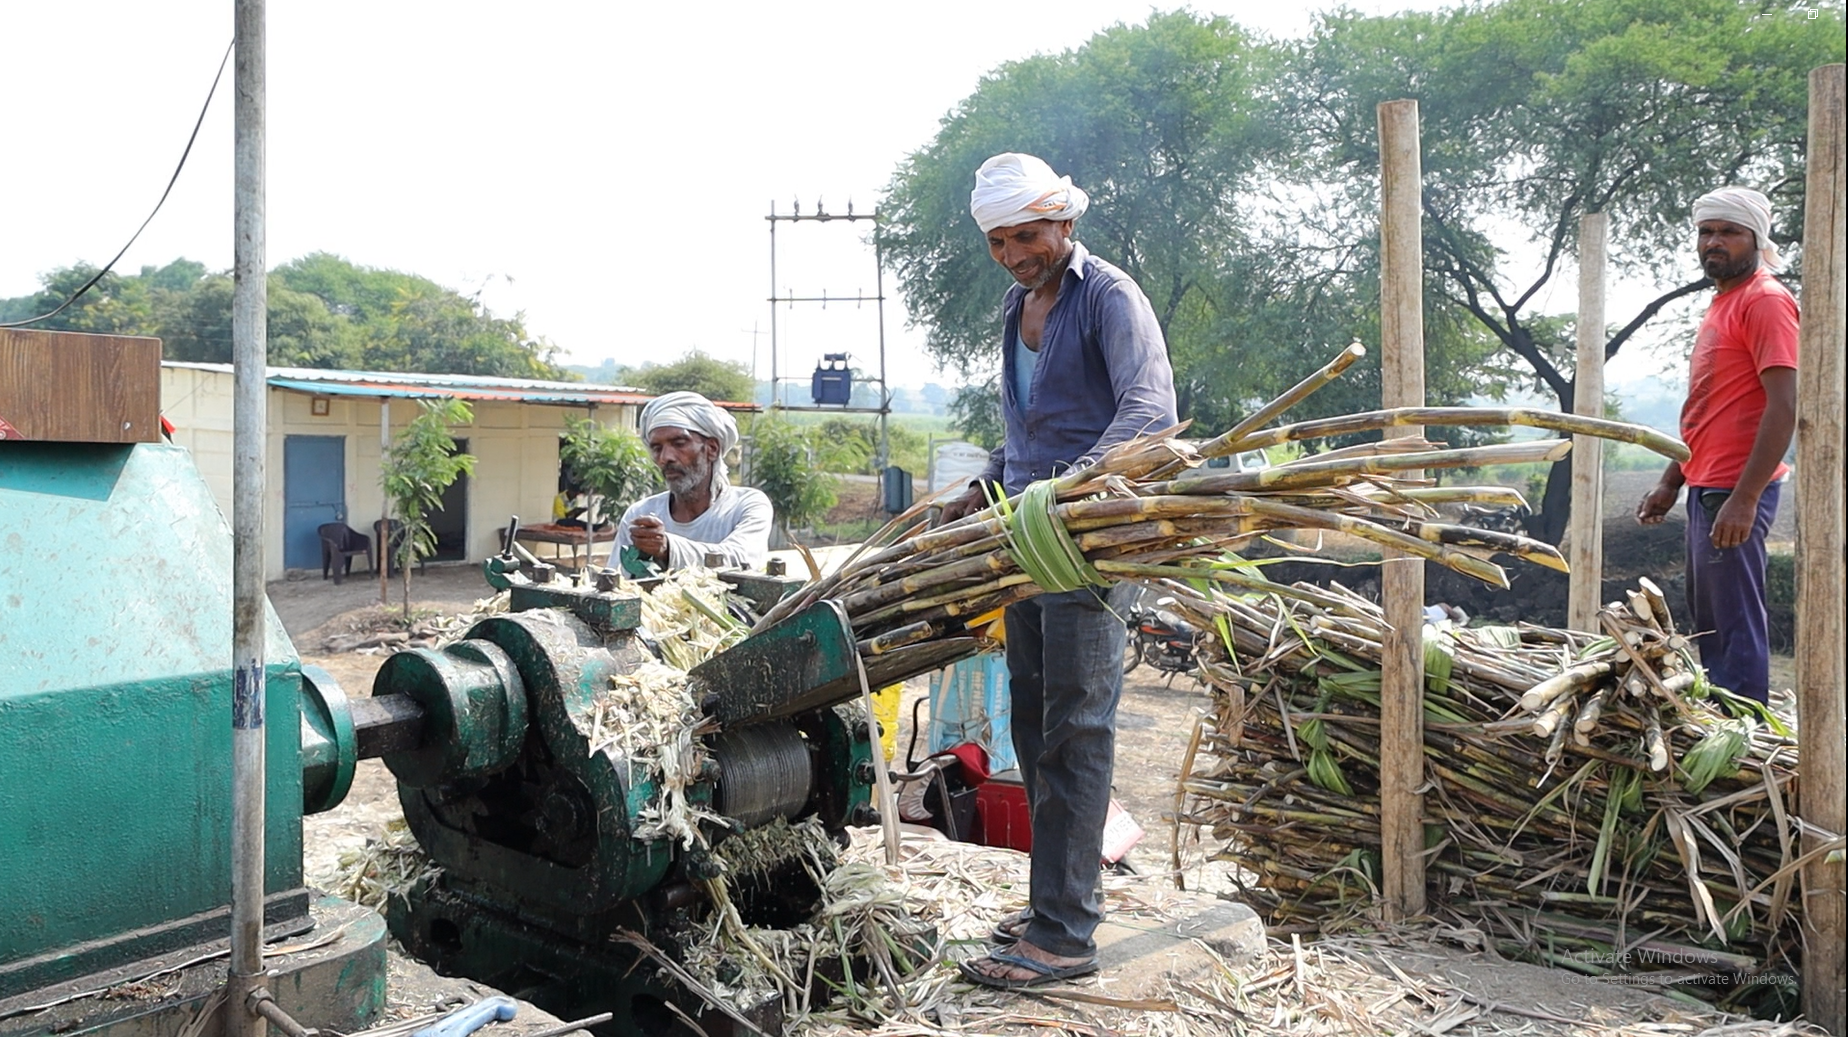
(1797, 62, 1845, 1037)
(1377, 98, 1426, 919)
(1568, 212, 1608, 631)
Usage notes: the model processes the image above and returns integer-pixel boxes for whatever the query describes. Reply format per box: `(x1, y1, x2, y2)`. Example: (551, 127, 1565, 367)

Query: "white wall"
(160, 366, 639, 579)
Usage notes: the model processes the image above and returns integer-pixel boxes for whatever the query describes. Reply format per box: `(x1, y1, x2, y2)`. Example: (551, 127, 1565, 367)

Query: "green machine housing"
(308, 550, 903, 1036)
(0, 442, 387, 1030)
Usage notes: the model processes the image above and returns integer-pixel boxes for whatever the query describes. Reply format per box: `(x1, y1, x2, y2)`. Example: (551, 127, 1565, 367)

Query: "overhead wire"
(1, 38, 235, 330)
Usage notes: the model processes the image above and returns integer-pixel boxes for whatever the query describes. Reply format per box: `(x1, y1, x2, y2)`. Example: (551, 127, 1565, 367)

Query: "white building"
(160, 363, 749, 581)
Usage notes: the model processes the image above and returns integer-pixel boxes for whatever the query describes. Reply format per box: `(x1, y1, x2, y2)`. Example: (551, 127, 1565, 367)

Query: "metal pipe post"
(875, 217, 889, 468)
(1568, 212, 1608, 631)
(1376, 98, 1427, 920)
(767, 204, 778, 407)
(228, 0, 270, 1032)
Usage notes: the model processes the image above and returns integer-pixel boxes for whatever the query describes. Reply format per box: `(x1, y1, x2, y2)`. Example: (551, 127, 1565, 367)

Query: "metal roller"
(711, 724, 813, 829)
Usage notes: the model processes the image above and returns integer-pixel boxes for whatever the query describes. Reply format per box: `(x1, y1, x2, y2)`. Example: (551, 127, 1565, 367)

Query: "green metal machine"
(1, 440, 968, 1035)
(295, 543, 970, 1036)
(0, 442, 387, 1031)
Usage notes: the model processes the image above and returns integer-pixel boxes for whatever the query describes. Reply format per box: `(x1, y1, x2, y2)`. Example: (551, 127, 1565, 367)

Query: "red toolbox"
(974, 776, 1031, 852)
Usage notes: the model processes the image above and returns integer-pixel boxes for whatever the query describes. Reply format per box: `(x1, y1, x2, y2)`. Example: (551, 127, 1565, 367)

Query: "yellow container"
(871, 683, 902, 761)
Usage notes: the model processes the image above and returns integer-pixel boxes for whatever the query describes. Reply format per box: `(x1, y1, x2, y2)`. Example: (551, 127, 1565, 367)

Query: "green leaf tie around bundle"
(997, 479, 1108, 593)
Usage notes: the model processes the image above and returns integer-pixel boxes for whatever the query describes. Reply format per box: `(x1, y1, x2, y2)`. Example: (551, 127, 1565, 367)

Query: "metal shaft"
(229, 0, 269, 1033)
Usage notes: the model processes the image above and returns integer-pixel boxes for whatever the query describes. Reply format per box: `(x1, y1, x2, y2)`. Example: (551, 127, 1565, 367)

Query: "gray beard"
(666, 457, 712, 497)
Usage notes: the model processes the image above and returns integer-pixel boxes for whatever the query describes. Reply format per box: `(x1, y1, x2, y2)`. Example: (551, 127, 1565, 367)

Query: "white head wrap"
(1693, 187, 1782, 271)
(970, 153, 1089, 234)
(640, 391, 739, 489)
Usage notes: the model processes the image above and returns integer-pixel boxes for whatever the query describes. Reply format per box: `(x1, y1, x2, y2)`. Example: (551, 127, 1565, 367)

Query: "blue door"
(284, 435, 347, 569)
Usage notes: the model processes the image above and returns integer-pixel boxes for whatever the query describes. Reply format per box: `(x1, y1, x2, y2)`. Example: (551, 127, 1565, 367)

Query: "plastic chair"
(318, 523, 372, 585)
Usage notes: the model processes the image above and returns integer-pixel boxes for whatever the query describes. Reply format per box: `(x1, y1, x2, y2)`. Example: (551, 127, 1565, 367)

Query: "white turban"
(1693, 187, 1782, 271)
(970, 153, 1089, 234)
(640, 391, 739, 488)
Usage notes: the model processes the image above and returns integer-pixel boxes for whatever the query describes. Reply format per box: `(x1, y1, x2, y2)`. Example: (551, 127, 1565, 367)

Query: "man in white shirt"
(617, 391, 773, 571)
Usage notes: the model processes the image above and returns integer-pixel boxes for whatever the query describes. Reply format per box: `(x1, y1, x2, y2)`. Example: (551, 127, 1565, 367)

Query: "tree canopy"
(0, 253, 570, 380)
(877, 0, 1842, 540)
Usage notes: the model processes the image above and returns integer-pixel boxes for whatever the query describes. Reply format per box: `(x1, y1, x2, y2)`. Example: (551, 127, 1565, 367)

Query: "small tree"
(558, 415, 657, 565)
(380, 398, 476, 614)
(746, 413, 837, 545)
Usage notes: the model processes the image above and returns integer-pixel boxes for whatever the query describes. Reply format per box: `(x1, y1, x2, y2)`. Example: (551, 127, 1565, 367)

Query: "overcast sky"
(7, 0, 1681, 398)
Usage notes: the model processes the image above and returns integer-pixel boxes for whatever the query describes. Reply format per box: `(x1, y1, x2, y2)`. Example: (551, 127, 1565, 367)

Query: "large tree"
(1286, 0, 1843, 539)
(878, 10, 1509, 451)
(878, 12, 1273, 401)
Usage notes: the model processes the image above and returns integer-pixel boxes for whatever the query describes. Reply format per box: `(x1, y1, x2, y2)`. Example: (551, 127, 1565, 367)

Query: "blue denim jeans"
(1685, 481, 1781, 703)
(1003, 582, 1135, 958)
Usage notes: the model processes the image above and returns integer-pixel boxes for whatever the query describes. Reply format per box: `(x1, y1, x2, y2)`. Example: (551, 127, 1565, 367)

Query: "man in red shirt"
(1636, 187, 1798, 703)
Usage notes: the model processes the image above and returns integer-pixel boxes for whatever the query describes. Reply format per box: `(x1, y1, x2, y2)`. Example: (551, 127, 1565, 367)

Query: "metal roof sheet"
(162, 362, 757, 411)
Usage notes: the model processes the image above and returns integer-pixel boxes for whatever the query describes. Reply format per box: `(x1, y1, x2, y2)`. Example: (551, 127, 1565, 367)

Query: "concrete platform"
(1090, 892, 1266, 999)
(0, 897, 588, 1037)
(952, 889, 1266, 1000)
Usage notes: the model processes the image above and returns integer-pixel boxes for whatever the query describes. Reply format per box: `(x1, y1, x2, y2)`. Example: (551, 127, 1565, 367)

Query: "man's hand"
(629, 515, 669, 563)
(1709, 492, 1759, 549)
(937, 484, 989, 525)
(1635, 483, 1680, 526)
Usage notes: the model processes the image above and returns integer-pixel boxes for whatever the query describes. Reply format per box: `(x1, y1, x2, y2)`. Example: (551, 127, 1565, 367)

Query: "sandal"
(990, 908, 1033, 947)
(959, 950, 1099, 990)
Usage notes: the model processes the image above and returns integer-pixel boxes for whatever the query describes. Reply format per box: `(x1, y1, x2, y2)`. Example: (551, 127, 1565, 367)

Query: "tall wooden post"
(1568, 212, 1608, 631)
(1377, 98, 1426, 919)
(1797, 62, 1845, 1037)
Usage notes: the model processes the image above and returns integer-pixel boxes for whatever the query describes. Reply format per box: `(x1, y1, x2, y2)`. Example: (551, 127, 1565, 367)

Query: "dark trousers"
(1684, 481, 1781, 703)
(1002, 582, 1134, 958)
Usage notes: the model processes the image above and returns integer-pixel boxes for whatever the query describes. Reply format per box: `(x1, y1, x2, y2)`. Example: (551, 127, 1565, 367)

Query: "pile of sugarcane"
(1169, 576, 1839, 1011)
(753, 345, 1688, 682)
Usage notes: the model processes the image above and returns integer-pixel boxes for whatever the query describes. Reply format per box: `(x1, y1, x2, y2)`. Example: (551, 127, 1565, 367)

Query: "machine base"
(388, 876, 781, 1037)
(0, 896, 387, 1035)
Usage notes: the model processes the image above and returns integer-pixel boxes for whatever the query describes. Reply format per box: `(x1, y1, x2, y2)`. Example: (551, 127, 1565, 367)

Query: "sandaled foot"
(990, 908, 1033, 946)
(959, 940, 1098, 991)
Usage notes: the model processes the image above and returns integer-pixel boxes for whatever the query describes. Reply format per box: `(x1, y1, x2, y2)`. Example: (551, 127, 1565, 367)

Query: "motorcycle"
(1122, 594, 1202, 680)
(1458, 502, 1530, 535)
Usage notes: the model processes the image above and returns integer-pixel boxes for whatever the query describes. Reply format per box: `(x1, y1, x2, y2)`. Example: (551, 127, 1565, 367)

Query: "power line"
(1, 38, 235, 329)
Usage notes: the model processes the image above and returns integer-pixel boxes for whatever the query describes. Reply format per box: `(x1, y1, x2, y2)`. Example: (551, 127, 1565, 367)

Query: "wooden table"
(506, 523, 616, 570)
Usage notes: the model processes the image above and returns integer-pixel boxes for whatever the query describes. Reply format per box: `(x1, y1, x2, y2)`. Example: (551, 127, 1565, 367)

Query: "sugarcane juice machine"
(0, 441, 963, 1035)
(304, 539, 975, 1035)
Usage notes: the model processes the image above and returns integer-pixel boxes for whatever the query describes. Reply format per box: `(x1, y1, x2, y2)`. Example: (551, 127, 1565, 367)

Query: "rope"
(1000, 480, 1107, 593)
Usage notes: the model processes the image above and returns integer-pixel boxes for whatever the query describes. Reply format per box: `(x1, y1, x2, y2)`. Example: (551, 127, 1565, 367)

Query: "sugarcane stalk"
(856, 621, 940, 656)
(1392, 520, 1569, 572)
(1221, 406, 1690, 462)
(1156, 439, 1573, 497)
(1519, 661, 1616, 713)
(1637, 576, 1675, 634)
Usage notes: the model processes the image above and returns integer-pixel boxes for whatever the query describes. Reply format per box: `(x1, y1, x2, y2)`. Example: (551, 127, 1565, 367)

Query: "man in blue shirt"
(944, 153, 1178, 990)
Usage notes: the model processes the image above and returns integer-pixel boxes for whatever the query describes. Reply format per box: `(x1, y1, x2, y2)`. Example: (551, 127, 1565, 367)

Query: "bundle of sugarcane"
(751, 345, 1688, 688)
(1169, 576, 1840, 1012)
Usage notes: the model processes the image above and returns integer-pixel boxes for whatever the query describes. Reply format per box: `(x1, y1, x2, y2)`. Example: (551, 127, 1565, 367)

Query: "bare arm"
(1708, 366, 1796, 548)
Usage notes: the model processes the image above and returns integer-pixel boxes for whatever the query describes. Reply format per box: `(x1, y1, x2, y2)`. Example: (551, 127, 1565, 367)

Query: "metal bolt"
(766, 558, 787, 576)
(594, 568, 619, 592)
(849, 804, 882, 827)
(853, 760, 877, 785)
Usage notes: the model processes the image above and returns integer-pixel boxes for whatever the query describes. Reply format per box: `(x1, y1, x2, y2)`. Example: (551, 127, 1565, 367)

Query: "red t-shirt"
(1679, 270, 1799, 488)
